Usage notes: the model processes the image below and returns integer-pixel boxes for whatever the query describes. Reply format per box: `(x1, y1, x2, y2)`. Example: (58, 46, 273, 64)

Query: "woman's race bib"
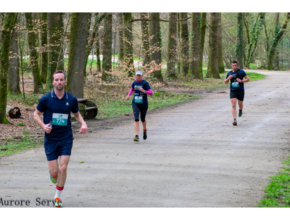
(52, 113, 68, 126)
(134, 96, 143, 103)
(232, 82, 239, 88)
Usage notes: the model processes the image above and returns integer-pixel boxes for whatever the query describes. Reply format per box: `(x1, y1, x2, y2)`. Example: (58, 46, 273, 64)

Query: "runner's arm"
(73, 112, 87, 133)
(224, 75, 233, 84)
(34, 109, 52, 134)
(243, 75, 250, 82)
(145, 89, 153, 96)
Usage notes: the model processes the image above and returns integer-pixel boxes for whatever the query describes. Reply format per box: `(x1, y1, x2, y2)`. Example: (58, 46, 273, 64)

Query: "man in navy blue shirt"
(34, 70, 87, 207)
(224, 61, 250, 126)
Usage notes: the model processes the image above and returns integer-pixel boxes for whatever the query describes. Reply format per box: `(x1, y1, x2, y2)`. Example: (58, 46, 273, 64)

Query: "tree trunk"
(217, 13, 225, 73)
(40, 13, 48, 84)
(149, 13, 163, 82)
(25, 13, 42, 93)
(46, 13, 63, 89)
(179, 13, 189, 76)
(117, 13, 124, 66)
(267, 13, 290, 70)
(141, 13, 150, 70)
(8, 23, 20, 94)
(102, 13, 112, 81)
(167, 13, 178, 78)
(198, 13, 206, 78)
(96, 28, 101, 72)
(235, 13, 244, 68)
(207, 13, 220, 79)
(188, 13, 200, 78)
(67, 13, 88, 98)
(123, 13, 134, 77)
(83, 13, 92, 79)
(0, 13, 18, 124)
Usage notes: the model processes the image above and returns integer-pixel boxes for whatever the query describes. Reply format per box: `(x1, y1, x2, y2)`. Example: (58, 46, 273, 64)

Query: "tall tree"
(102, 13, 112, 81)
(207, 13, 220, 78)
(96, 27, 101, 72)
(179, 13, 189, 76)
(67, 13, 88, 98)
(123, 13, 134, 77)
(275, 13, 280, 70)
(235, 13, 244, 68)
(267, 13, 290, 70)
(167, 13, 178, 78)
(47, 13, 63, 88)
(149, 13, 163, 82)
(141, 13, 150, 70)
(25, 13, 42, 93)
(83, 13, 92, 78)
(40, 13, 48, 84)
(244, 13, 266, 68)
(0, 13, 18, 124)
(117, 13, 124, 66)
(8, 21, 20, 94)
(198, 13, 207, 78)
(188, 13, 201, 78)
(217, 13, 225, 73)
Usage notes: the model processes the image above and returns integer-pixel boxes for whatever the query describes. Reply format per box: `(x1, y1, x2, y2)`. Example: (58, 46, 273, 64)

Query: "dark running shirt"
(37, 90, 79, 141)
(131, 80, 151, 108)
(226, 69, 247, 90)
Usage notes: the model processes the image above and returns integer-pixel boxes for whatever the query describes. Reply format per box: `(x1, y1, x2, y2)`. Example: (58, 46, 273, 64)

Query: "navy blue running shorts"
(44, 138, 73, 161)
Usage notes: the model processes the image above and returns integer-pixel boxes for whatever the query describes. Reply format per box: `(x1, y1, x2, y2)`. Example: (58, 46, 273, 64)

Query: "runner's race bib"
(52, 113, 68, 126)
(134, 96, 143, 103)
(232, 82, 239, 88)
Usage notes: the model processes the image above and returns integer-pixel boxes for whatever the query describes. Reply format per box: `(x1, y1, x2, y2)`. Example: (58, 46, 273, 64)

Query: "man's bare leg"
(231, 98, 237, 119)
(48, 160, 59, 178)
(57, 155, 70, 187)
(238, 99, 243, 117)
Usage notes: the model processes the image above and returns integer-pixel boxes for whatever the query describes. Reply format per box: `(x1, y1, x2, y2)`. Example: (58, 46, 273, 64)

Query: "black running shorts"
(230, 89, 245, 101)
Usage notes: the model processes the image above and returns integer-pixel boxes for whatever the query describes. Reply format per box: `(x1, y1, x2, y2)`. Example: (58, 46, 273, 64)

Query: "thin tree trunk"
(117, 13, 124, 67)
(267, 13, 290, 70)
(0, 13, 18, 124)
(235, 13, 244, 68)
(141, 13, 150, 70)
(207, 13, 220, 79)
(102, 13, 112, 81)
(179, 13, 189, 76)
(96, 28, 101, 72)
(25, 13, 42, 93)
(123, 13, 134, 77)
(40, 13, 48, 84)
(275, 13, 280, 70)
(83, 13, 92, 79)
(217, 13, 225, 73)
(198, 13, 206, 78)
(67, 13, 88, 98)
(46, 13, 62, 89)
(8, 23, 20, 94)
(188, 13, 200, 78)
(167, 13, 178, 78)
(149, 13, 163, 82)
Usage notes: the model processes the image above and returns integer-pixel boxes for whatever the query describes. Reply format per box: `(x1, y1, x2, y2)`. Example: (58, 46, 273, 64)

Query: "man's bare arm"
(34, 109, 52, 134)
(73, 112, 88, 133)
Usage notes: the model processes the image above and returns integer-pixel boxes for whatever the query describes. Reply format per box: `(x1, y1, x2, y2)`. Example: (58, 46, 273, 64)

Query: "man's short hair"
(232, 61, 238, 65)
(53, 70, 66, 81)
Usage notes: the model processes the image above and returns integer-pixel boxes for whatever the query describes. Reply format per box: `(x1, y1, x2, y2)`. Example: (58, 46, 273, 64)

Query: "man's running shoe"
(239, 110, 243, 117)
(134, 135, 139, 142)
(50, 174, 58, 184)
(143, 130, 147, 140)
(233, 119, 237, 126)
(54, 197, 63, 208)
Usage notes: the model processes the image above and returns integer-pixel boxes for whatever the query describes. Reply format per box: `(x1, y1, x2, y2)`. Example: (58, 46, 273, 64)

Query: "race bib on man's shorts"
(52, 113, 68, 126)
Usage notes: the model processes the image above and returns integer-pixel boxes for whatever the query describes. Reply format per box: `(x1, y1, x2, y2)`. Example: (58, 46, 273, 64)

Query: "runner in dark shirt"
(126, 70, 153, 141)
(224, 61, 250, 126)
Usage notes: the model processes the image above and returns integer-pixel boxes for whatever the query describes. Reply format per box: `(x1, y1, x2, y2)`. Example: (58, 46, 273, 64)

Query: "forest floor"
(0, 69, 289, 207)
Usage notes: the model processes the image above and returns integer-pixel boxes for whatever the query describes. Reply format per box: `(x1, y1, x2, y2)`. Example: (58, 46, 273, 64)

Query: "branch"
(178, 17, 191, 22)
(131, 18, 169, 22)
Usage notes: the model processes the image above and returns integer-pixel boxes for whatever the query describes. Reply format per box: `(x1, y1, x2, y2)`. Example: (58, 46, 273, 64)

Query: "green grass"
(258, 157, 290, 207)
(90, 91, 199, 119)
(8, 92, 40, 106)
(0, 136, 43, 157)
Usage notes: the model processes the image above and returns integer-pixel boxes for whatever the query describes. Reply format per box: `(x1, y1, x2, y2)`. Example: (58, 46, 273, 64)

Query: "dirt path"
(1, 69, 290, 207)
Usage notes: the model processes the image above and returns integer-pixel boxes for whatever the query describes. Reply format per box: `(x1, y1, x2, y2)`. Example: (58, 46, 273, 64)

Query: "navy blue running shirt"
(226, 69, 247, 90)
(131, 80, 151, 108)
(37, 90, 79, 141)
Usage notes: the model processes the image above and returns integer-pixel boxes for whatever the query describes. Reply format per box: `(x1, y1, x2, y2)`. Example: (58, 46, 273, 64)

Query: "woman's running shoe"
(134, 135, 139, 142)
(233, 119, 237, 126)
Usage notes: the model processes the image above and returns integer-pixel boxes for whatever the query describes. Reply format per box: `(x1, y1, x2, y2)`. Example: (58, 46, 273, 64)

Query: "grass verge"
(0, 136, 43, 157)
(258, 156, 290, 207)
